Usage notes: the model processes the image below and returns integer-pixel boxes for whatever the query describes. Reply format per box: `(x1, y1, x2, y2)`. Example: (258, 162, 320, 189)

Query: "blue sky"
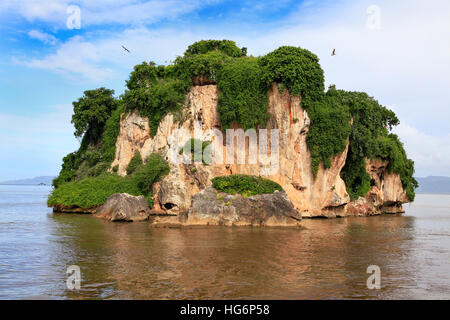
(0, 0, 449, 181)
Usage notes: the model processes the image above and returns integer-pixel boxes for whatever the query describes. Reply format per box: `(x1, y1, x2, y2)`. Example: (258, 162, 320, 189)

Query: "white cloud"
(0, 0, 67, 22)
(394, 123, 450, 177)
(28, 29, 58, 45)
(240, 0, 450, 176)
(21, 35, 116, 82)
(0, 0, 217, 26)
(10, 0, 450, 176)
(19, 28, 206, 82)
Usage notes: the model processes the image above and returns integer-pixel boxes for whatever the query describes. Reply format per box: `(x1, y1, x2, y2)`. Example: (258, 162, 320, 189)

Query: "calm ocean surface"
(0, 185, 449, 299)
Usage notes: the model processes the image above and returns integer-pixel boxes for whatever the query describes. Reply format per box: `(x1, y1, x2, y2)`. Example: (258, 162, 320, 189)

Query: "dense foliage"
(101, 102, 124, 162)
(184, 40, 246, 57)
(48, 153, 169, 208)
(258, 46, 325, 108)
(217, 57, 269, 129)
(211, 174, 283, 196)
(123, 63, 189, 136)
(333, 89, 418, 200)
(48, 173, 143, 208)
(306, 90, 352, 175)
(71, 88, 117, 142)
(120, 41, 324, 133)
(52, 39, 417, 208)
(52, 95, 124, 188)
(180, 138, 212, 164)
(126, 152, 143, 175)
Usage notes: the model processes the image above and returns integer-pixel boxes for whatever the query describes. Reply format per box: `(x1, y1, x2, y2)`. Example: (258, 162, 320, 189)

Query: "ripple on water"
(0, 185, 449, 299)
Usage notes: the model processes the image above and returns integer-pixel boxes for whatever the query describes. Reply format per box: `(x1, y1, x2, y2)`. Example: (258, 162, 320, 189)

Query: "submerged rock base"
(151, 187, 301, 227)
(94, 193, 150, 222)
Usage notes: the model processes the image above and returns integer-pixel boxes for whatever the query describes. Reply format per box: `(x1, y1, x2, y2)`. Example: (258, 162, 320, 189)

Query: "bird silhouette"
(122, 45, 130, 53)
(331, 48, 336, 56)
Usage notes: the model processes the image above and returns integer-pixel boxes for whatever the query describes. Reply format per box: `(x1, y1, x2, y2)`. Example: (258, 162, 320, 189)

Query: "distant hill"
(0, 176, 55, 186)
(416, 176, 450, 194)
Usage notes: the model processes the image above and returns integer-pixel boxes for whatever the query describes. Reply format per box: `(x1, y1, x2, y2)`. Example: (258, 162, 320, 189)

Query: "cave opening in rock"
(163, 203, 176, 210)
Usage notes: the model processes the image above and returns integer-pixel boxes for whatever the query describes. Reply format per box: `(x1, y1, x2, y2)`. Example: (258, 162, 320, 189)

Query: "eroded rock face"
(152, 187, 301, 227)
(110, 110, 151, 176)
(346, 197, 378, 216)
(264, 84, 350, 217)
(346, 159, 408, 216)
(110, 83, 409, 218)
(94, 193, 150, 222)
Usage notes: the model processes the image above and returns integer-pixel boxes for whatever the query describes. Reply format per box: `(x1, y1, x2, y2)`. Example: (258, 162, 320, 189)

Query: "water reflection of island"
(49, 214, 416, 299)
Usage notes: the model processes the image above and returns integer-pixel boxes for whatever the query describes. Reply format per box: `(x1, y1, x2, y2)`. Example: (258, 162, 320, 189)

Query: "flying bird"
(122, 45, 130, 53)
(331, 48, 336, 56)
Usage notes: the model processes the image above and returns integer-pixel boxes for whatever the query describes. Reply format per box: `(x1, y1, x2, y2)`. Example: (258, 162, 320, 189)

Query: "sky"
(0, 0, 449, 181)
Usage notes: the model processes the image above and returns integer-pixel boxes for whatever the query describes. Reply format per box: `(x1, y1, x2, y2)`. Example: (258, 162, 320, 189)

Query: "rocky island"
(48, 40, 418, 226)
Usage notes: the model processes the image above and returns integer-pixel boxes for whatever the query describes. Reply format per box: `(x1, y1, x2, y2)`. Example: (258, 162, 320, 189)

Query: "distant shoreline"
(0, 184, 51, 186)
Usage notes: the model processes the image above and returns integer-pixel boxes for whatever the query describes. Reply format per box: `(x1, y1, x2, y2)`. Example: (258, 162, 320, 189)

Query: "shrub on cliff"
(48, 153, 169, 208)
(48, 173, 142, 208)
(127, 152, 143, 175)
(52, 152, 79, 188)
(179, 138, 212, 164)
(372, 134, 418, 201)
(217, 57, 269, 130)
(184, 40, 246, 58)
(259, 46, 325, 108)
(306, 90, 352, 176)
(102, 102, 124, 162)
(71, 88, 117, 142)
(130, 153, 170, 196)
(53, 89, 122, 188)
(335, 89, 418, 201)
(211, 175, 283, 196)
(122, 75, 189, 137)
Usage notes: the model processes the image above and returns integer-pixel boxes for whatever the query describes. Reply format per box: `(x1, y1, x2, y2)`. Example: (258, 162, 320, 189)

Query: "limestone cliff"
(110, 83, 410, 218)
(346, 159, 409, 216)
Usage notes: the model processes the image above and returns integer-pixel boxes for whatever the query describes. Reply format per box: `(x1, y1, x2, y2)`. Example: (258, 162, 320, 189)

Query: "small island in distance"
(415, 176, 450, 194)
(2, 176, 449, 194)
(0, 176, 55, 186)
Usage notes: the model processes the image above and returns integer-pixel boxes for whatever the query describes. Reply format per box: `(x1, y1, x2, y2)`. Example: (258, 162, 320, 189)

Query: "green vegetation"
(217, 57, 269, 129)
(180, 138, 212, 164)
(258, 46, 325, 108)
(48, 173, 143, 208)
(52, 89, 124, 188)
(211, 174, 283, 196)
(372, 134, 418, 201)
(306, 90, 352, 175)
(52, 39, 417, 208)
(126, 152, 143, 175)
(71, 88, 117, 142)
(48, 153, 169, 208)
(102, 102, 124, 162)
(122, 64, 189, 137)
(334, 89, 418, 200)
(130, 153, 170, 199)
(120, 40, 323, 134)
(184, 40, 246, 58)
